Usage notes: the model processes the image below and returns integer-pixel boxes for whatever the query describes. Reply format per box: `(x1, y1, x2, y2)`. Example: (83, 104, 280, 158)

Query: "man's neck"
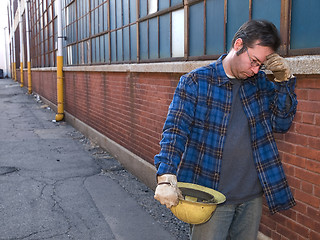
(222, 54, 235, 79)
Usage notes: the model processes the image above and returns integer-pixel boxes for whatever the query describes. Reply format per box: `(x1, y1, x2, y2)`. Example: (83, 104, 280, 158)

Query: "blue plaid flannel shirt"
(155, 55, 297, 214)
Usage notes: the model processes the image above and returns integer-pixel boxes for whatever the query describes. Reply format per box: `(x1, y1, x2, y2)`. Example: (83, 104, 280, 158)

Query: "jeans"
(190, 196, 263, 240)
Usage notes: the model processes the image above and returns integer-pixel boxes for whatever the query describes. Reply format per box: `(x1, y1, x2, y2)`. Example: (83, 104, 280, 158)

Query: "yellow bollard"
(20, 62, 23, 87)
(27, 61, 32, 94)
(55, 56, 64, 121)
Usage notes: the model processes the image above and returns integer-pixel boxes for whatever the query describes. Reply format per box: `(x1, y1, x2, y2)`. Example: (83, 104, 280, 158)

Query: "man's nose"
(251, 66, 260, 74)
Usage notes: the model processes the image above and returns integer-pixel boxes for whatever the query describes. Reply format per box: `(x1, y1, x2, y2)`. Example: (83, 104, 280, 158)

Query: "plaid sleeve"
(270, 77, 298, 133)
(154, 73, 198, 175)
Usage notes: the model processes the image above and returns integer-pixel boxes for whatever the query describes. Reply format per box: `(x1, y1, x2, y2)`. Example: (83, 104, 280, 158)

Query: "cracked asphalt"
(0, 78, 189, 240)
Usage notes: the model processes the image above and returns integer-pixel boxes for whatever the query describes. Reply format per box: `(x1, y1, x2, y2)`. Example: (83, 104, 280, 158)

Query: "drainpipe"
(11, 0, 16, 81)
(4, 27, 9, 78)
(25, 0, 31, 94)
(18, 0, 24, 87)
(55, 0, 64, 121)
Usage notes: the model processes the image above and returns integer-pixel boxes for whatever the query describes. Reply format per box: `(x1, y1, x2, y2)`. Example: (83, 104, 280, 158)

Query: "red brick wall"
(63, 71, 180, 164)
(260, 75, 320, 240)
(28, 69, 320, 239)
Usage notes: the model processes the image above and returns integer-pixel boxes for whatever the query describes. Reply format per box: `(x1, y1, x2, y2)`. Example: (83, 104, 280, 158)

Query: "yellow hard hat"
(170, 182, 226, 225)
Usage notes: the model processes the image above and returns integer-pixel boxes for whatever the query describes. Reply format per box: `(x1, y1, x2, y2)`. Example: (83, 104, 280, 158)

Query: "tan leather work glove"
(265, 53, 292, 82)
(154, 174, 182, 208)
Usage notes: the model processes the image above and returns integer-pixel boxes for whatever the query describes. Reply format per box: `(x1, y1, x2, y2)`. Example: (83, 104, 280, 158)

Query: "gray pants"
(190, 196, 263, 240)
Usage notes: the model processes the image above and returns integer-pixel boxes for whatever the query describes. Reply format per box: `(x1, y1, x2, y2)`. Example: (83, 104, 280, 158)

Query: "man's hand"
(265, 53, 292, 82)
(154, 174, 182, 208)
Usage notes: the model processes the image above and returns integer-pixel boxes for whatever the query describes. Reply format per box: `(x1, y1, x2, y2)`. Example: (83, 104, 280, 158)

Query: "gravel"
(70, 130, 190, 240)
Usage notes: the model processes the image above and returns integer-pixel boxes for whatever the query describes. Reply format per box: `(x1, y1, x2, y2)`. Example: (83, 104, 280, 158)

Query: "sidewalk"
(0, 78, 189, 240)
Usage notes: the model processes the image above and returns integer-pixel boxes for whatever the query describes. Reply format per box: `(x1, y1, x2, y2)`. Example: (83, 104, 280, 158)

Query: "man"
(154, 20, 297, 240)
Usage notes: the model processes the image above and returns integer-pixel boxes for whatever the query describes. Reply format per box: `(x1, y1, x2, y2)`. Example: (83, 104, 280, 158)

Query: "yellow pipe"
(13, 62, 16, 81)
(27, 61, 32, 94)
(55, 55, 64, 121)
(20, 62, 23, 87)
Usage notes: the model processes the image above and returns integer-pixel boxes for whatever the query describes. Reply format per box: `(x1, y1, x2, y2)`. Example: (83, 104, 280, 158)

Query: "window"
(25, 0, 319, 68)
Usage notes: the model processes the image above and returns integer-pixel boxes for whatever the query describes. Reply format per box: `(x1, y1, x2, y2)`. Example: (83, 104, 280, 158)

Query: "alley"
(0, 78, 188, 240)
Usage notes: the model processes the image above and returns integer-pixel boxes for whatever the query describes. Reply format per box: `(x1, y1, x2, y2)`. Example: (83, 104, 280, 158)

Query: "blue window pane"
(100, 35, 105, 62)
(140, 0, 147, 18)
(226, 0, 249, 51)
(130, 0, 136, 23)
(91, 12, 95, 35)
(103, 3, 108, 31)
(78, 44, 82, 63)
(94, 9, 99, 34)
(111, 31, 116, 62)
(117, 29, 123, 61)
(99, 6, 103, 33)
(139, 21, 148, 60)
(84, 41, 88, 64)
(123, 27, 130, 61)
(252, 0, 280, 30)
(159, 13, 170, 58)
(206, 0, 224, 55)
(149, 17, 158, 59)
(116, 0, 122, 28)
(189, 2, 204, 56)
(96, 37, 100, 62)
(130, 24, 137, 61)
(91, 38, 96, 63)
(171, 0, 182, 7)
(86, 16, 89, 38)
(123, 0, 129, 26)
(291, 0, 320, 49)
(110, 0, 116, 30)
(104, 34, 110, 62)
(159, 0, 169, 10)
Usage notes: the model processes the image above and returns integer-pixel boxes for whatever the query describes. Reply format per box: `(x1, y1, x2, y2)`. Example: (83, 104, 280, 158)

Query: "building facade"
(7, 0, 320, 239)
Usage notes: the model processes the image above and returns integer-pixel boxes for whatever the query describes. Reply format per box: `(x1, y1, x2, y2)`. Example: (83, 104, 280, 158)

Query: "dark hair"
(231, 20, 281, 55)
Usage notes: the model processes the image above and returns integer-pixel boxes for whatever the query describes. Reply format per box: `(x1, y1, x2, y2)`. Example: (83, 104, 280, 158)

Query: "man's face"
(231, 39, 274, 80)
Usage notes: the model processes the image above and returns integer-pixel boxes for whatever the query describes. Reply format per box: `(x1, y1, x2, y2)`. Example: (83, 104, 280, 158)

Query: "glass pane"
(100, 35, 104, 62)
(94, 9, 99, 34)
(116, 0, 123, 28)
(140, 0, 147, 18)
(139, 20, 148, 60)
(206, 0, 224, 55)
(111, 31, 116, 62)
(172, 9, 184, 57)
(84, 41, 88, 64)
(291, 0, 320, 49)
(130, 0, 136, 23)
(91, 12, 95, 35)
(123, 27, 130, 61)
(149, 17, 158, 59)
(123, 0, 129, 26)
(96, 37, 100, 62)
(130, 24, 137, 61)
(148, 0, 157, 15)
(159, 0, 169, 11)
(252, 0, 280, 30)
(117, 29, 123, 61)
(159, 13, 170, 58)
(171, 0, 182, 7)
(103, 2, 108, 31)
(104, 34, 109, 62)
(110, 0, 116, 30)
(189, 2, 204, 56)
(99, 6, 103, 33)
(91, 38, 96, 63)
(226, 0, 249, 51)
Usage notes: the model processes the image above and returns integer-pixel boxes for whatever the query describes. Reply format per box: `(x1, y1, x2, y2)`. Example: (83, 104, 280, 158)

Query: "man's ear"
(234, 38, 244, 51)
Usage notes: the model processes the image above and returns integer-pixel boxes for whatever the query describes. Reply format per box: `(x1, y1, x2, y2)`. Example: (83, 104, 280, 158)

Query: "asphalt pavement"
(0, 78, 189, 240)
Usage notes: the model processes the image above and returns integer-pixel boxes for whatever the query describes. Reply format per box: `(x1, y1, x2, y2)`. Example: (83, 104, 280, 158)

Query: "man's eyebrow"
(253, 55, 263, 64)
